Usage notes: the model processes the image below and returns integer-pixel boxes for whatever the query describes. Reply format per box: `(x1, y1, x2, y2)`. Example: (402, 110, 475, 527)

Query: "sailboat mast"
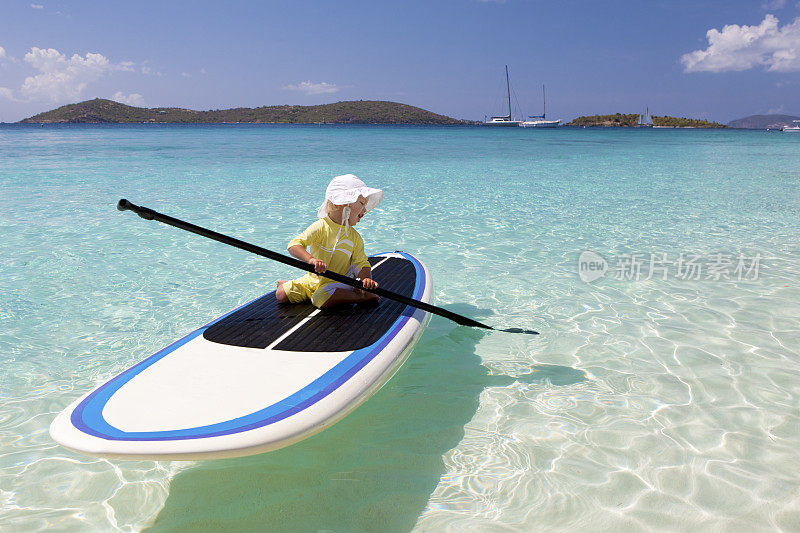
(505, 65, 512, 120)
(543, 84, 546, 118)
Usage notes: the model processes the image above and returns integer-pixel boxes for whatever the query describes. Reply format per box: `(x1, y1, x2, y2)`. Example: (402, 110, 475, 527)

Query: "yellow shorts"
(281, 275, 353, 308)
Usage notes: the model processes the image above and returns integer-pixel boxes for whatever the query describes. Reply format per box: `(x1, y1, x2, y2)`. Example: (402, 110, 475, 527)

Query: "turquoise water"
(1, 124, 799, 531)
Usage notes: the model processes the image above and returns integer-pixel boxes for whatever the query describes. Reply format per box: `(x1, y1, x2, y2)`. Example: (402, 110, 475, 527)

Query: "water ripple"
(2, 126, 800, 530)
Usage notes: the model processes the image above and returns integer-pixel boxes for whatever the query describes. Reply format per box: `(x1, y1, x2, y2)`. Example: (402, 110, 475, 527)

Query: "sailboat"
(520, 85, 560, 128)
(781, 120, 800, 132)
(636, 107, 654, 128)
(484, 66, 521, 126)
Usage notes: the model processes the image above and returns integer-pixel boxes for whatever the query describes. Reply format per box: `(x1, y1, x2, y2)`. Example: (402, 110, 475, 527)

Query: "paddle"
(117, 199, 539, 335)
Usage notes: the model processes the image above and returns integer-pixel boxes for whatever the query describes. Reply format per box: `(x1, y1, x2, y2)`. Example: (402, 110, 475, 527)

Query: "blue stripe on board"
(71, 252, 425, 441)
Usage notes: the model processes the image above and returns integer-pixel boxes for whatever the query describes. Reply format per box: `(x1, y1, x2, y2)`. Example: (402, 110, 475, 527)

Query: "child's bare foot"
(356, 289, 380, 306)
(320, 288, 379, 308)
(275, 280, 288, 303)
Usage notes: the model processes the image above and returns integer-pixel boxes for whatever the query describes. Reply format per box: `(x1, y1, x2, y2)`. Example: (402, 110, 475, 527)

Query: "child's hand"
(361, 278, 378, 290)
(309, 258, 327, 273)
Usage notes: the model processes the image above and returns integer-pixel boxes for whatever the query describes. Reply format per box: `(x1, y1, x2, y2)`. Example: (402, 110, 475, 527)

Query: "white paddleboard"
(50, 252, 431, 460)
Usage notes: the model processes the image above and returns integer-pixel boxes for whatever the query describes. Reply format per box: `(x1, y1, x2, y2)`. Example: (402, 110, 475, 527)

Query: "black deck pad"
(203, 257, 417, 351)
(201, 294, 315, 350)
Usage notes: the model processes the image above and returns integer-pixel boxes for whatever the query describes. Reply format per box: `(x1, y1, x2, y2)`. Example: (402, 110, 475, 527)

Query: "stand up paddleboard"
(50, 252, 431, 460)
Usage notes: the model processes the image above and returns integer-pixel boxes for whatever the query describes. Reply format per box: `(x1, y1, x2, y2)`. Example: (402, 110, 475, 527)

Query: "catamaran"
(520, 85, 560, 128)
(484, 65, 521, 126)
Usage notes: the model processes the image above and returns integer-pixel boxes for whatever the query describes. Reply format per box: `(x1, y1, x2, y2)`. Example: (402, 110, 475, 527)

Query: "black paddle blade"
(499, 327, 540, 335)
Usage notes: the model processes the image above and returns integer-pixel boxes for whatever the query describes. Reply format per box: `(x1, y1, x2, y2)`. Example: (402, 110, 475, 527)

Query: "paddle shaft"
(116, 200, 538, 335)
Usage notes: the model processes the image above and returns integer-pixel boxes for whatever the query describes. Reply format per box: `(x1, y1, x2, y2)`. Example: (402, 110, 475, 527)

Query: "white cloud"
(768, 104, 785, 113)
(30, 3, 44, 9)
(20, 48, 112, 102)
(283, 80, 340, 95)
(0, 46, 6, 59)
(682, 15, 800, 72)
(0, 87, 15, 101)
(6, 47, 133, 103)
(112, 91, 145, 106)
(762, 0, 786, 9)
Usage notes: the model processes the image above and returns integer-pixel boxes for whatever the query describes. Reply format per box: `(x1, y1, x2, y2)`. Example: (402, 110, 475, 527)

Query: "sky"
(1, 0, 800, 123)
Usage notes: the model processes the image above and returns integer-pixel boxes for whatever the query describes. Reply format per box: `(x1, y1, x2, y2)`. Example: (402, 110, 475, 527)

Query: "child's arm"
(288, 245, 327, 273)
(351, 236, 377, 289)
(287, 220, 326, 273)
(358, 266, 378, 289)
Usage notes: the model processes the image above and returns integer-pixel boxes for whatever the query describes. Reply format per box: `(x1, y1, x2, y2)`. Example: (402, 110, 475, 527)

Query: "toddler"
(276, 174, 382, 308)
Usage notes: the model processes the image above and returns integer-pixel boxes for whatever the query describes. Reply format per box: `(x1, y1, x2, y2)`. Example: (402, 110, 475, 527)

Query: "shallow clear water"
(1, 124, 799, 531)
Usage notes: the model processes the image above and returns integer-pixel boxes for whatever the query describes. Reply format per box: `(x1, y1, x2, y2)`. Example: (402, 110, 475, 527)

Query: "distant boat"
(636, 107, 653, 128)
(520, 85, 560, 128)
(484, 66, 521, 127)
(781, 120, 800, 132)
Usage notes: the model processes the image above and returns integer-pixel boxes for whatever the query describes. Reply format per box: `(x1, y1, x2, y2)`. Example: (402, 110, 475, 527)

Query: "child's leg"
(275, 280, 289, 303)
(277, 278, 313, 304)
(312, 282, 379, 308)
(321, 288, 379, 308)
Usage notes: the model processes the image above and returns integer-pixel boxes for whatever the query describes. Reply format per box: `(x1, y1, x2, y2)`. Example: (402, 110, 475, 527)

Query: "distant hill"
(567, 113, 725, 128)
(727, 114, 800, 129)
(19, 98, 466, 125)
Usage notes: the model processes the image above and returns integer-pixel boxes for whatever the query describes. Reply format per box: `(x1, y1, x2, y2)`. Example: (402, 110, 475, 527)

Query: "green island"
(567, 113, 726, 128)
(567, 113, 640, 127)
(650, 115, 726, 128)
(20, 98, 466, 124)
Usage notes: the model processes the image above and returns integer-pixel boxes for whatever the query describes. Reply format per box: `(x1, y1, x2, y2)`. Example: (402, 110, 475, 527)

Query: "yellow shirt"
(286, 216, 371, 298)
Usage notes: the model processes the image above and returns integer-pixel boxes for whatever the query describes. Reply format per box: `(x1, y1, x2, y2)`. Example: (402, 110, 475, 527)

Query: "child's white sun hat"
(317, 174, 384, 219)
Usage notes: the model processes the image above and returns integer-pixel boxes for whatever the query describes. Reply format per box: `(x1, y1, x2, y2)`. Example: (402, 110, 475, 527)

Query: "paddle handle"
(119, 198, 321, 277)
